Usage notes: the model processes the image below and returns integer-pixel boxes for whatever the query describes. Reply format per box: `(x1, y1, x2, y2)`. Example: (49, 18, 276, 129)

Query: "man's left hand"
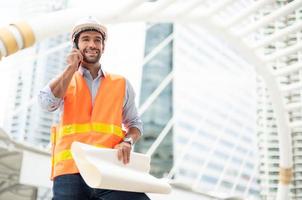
(114, 142, 132, 165)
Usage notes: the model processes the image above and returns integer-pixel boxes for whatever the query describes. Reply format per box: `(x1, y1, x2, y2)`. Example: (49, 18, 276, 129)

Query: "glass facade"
(135, 23, 174, 177)
(137, 22, 260, 199)
(172, 24, 260, 199)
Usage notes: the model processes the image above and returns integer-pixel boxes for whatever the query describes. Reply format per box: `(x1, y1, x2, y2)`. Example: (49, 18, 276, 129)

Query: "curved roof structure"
(0, 0, 302, 199)
(0, 128, 50, 200)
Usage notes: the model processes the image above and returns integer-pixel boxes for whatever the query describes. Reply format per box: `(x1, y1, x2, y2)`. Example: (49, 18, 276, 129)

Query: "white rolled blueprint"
(71, 142, 171, 194)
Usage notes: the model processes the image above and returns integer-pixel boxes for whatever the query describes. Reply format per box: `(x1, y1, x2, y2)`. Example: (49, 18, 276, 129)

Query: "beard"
(83, 48, 102, 64)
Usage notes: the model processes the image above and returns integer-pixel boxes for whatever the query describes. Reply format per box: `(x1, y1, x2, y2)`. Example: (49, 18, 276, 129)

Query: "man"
(39, 16, 150, 200)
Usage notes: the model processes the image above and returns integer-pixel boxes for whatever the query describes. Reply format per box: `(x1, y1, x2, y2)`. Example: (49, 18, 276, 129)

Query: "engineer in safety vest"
(38, 16, 150, 200)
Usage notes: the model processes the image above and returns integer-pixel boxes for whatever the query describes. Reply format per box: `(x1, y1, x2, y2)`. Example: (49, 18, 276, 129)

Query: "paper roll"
(71, 142, 171, 194)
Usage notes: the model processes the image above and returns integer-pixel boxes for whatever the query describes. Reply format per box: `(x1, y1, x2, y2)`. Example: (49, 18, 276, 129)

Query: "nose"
(88, 39, 97, 48)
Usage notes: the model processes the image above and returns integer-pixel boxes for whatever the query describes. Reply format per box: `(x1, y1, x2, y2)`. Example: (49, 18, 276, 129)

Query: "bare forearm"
(126, 127, 141, 143)
(49, 65, 77, 98)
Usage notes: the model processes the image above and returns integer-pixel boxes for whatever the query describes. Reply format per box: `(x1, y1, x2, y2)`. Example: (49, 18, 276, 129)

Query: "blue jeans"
(53, 174, 151, 200)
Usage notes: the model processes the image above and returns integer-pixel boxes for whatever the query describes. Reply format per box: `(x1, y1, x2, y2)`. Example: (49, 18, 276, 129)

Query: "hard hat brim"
(72, 23, 107, 41)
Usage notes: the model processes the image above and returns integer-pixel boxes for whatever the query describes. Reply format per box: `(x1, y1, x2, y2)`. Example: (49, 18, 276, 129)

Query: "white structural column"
(195, 19, 292, 200)
(0, 21, 35, 59)
(0, 2, 294, 199)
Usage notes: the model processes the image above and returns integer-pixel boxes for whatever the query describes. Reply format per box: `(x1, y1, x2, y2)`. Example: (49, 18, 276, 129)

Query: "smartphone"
(73, 42, 81, 67)
(73, 42, 79, 49)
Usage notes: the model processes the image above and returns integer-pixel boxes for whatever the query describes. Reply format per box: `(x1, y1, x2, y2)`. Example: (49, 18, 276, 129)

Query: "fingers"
(117, 145, 122, 161)
(67, 49, 83, 70)
(116, 142, 131, 165)
(71, 48, 83, 61)
(122, 145, 130, 164)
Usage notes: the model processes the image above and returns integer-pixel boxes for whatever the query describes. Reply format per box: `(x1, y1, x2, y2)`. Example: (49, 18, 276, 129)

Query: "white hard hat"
(72, 16, 107, 42)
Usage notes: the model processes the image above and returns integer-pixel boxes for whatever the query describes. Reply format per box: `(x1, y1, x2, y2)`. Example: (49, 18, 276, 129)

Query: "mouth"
(84, 49, 99, 56)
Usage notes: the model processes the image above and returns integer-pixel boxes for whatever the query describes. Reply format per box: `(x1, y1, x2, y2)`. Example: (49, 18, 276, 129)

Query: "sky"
(0, 0, 146, 126)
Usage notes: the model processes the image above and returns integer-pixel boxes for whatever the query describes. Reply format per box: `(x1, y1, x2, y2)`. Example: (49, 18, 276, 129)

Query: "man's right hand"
(67, 48, 83, 72)
(49, 48, 83, 99)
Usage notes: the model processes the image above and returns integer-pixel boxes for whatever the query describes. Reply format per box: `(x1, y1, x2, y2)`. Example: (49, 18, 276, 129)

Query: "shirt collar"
(78, 65, 106, 78)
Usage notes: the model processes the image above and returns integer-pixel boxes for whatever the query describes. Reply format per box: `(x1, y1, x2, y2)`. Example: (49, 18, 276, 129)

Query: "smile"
(85, 49, 99, 55)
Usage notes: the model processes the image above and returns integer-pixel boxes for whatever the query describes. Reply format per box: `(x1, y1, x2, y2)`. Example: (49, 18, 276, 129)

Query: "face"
(77, 31, 104, 64)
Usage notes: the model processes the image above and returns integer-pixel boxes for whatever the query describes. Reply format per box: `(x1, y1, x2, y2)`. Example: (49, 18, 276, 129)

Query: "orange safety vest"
(50, 71, 126, 180)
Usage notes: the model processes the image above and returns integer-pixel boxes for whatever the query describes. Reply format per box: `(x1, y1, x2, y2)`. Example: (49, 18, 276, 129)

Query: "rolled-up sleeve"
(38, 85, 63, 112)
(123, 79, 143, 135)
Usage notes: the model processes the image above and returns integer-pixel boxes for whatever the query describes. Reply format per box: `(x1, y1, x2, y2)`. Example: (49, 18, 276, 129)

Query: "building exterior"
(256, 0, 302, 199)
(172, 24, 260, 199)
(136, 22, 261, 199)
(4, 0, 70, 147)
(135, 23, 174, 177)
(3, 0, 302, 199)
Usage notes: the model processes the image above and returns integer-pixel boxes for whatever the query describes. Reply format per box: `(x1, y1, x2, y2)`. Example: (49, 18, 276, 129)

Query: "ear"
(73, 42, 79, 49)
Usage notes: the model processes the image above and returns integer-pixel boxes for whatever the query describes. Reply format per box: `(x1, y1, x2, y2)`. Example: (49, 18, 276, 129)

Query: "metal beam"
(286, 102, 302, 112)
(146, 117, 174, 156)
(139, 71, 173, 115)
(263, 43, 302, 62)
(236, 0, 302, 37)
(280, 82, 302, 93)
(0, 183, 18, 195)
(142, 33, 174, 66)
(252, 20, 302, 49)
(203, 0, 234, 17)
(274, 62, 302, 77)
(224, 0, 274, 28)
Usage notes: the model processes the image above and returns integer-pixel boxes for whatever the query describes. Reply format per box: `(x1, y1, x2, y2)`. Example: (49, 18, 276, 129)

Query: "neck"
(83, 62, 100, 79)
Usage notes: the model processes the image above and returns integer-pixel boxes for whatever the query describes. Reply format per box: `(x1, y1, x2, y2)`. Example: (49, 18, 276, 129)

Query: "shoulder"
(104, 72, 126, 82)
